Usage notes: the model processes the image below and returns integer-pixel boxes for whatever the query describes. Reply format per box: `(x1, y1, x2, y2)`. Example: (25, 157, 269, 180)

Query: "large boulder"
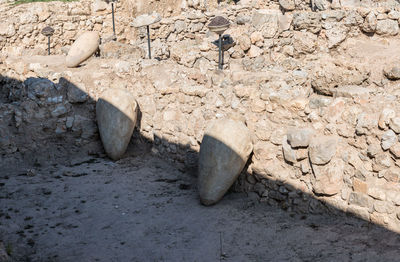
(198, 118, 253, 206)
(66, 31, 100, 68)
(96, 89, 138, 160)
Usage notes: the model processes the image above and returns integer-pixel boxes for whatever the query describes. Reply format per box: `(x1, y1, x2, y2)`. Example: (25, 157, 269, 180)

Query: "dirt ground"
(1, 140, 400, 262)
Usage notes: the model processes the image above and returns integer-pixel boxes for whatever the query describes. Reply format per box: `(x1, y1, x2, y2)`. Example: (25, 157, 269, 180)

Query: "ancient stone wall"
(1, 0, 400, 233)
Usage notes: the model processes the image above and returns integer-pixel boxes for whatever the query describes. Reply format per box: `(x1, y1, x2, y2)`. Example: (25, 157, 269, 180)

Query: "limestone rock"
(252, 9, 279, 38)
(66, 31, 100, 68)
(282, 135, 296, 163)
(383, 64, 400, 80)
(279, 0, 295, 11)
(381, 130, 397, 150)
(326, 23, 348, 48)
(60, 78, 88, 103)
(24, 77, 54, 99)
(349, 192, 370, 208)
(92, 0, 108, 12)
(361, 12, 377, 33)
(292, 31, 317, 54)
(311, 61, 370, 96)
(376, 19, 399, 36)
(287, 128, 315, 148)
(0, 22, 16, 37)
(356, 113, 378, 135)
(311, 158, 344, 196)
(198, 118, 253, 206)
(238, 35, 251, 51)
(389, 143, 400, 158)
(332, 85, 373, 98)
(389, 117, 400, 133)
(96, 89, 138, 160)
(312, 0, 330, 11)
(248, 45, 262, 58)
(309, 136, 337, 165)
(293, 12, 321, 34)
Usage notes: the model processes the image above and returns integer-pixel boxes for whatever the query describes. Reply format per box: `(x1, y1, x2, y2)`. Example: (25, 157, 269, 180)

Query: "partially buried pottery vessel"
(66, 31, 100, 68)
(198, 118, 253, 205)
(96, 89, 138, 160)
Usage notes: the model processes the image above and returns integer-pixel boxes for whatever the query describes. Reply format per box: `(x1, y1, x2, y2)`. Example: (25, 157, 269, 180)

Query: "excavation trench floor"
(1, 150, 400, 262)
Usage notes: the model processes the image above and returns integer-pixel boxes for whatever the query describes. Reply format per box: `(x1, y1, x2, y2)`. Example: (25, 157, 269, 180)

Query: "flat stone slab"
(333, 85, 373, 98)
(131, 12, 161, 28)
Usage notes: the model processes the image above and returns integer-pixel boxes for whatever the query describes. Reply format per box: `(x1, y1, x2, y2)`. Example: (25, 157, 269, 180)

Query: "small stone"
(250, 31, 263, 44)
(353, 178, 367, 193)
(378, 108, 395, 129)
(376, 19, 399, 36)
(198, 119, 253, 206)
(66, 31, 100, 68)
(279, 0, 295, 11)
(389, 143, 400, 158)
(296, 148, 308, 161)
(374, 201, 394, 214)
(374, 153, 392, 171)
(24, 77, 54, 99)
(312, 0, 330, 11)
(332, 85, 372, 98)
(384, 64, 400, 80)
(51, 105, 68, 117)
(381, 129, 397, 150)
(309, 136, 337, 165)
(238, 35, 251, 51)
(326, 23, 348, 49)
(367, 143, 380, 158)
(66, 117, 74, 129)
(67, 83, 88, 103)
(387, 190, 400, 206)
(349, 192, 370, 208)
(282, 135, 296, 163)
(96, 89, 138, 160)
(389, 117, 400, 133)
(311, 158, 344, 196)
(248, 45, 262, 58)
(92, 0, 108, 12)
(356, 113, 378, 135)
(368, 187, 386, 201)
(379, 167, 399, 183)
(286, 128, 314, 148)
(361, 12, 377, 33)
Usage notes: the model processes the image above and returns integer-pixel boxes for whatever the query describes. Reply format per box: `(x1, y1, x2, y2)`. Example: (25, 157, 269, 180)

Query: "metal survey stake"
(147, 25, 151, 59)
(132, 12, 161, 59)
(111, 1, 116, 37)
(218, 34, 222, 69)
(47, 36, 51, 55)
(207, 16, 230, 70)
(41, 26, 54, 55)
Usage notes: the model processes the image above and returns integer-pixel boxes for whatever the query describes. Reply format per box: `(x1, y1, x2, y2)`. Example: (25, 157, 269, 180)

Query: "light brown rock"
(198, 118, 253, 205)
(66, 31, 100, 68)
(311, 158, 344, 196)
(308, 136, 337, 165)
(96, 89, 138, 160)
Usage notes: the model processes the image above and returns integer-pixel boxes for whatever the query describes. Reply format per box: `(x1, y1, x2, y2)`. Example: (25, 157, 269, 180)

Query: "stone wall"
(1, 0, 400, 233)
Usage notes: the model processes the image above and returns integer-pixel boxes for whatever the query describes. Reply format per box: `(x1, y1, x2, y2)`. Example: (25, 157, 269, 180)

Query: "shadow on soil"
(0, 74, 399, 261)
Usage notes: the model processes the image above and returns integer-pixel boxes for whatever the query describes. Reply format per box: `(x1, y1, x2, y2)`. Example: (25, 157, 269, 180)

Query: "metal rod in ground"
(147, 25, 151, 59)
(111, 2, 116, 37)
(222, 42, 224, 68)
(47, 36, 50, 55)
(218, 34, 222, 70)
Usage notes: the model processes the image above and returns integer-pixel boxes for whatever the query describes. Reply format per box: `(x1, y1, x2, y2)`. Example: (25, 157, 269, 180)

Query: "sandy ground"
(1, 141, 400, 262)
